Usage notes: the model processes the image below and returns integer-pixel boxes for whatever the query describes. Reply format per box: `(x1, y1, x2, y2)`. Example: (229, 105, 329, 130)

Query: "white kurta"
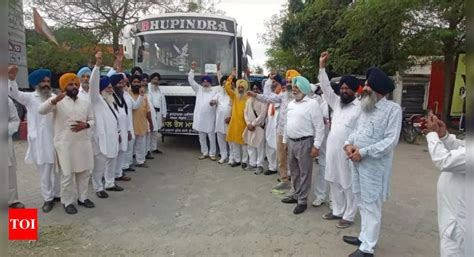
(148, 84, 167, 129)
(123, 91, 144, 140)
(188, 70, 217, 133)
(116, 103, 128, 152)
(90, 66, 120, 158)
(146, 87, 158, 132)
(78, 85, 89, 102)
(319, 69, 361, 189)
(8, 80, 56, 165)
(8, 98, 20, 166)
(213, 86, 231, 134)
(38, 96, 94, 175)
(265, 104, 277, 150)
(426, 132, 466, 257)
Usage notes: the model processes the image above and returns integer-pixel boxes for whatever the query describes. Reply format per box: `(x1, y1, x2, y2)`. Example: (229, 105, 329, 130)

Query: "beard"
(66, 88, 78, 99)
(202, 85, 212, 92)
(360, 90, 378, 113)
(81, 82, 90, 91)
(340, 93, 355, 105)
(37, 87, 52, 100)
(293, 91, 305, 101)
(131, 85, 140, 94)
(101, 91, 115, 106)
(237, 91, 245, 99)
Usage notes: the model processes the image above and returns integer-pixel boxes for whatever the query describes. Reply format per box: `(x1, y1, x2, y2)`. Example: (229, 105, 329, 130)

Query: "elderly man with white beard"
(8, 66, 60, 213)
(317, 52, 361, 229)
(90, 51, 123, 199)
(188, 61, 217, 160)
(342, 67, 402, 257)
(77, 66, 92, 101)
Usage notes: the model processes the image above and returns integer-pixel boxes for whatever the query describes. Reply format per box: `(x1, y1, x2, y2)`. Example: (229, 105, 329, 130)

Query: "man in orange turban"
(38, 72, 95, 215)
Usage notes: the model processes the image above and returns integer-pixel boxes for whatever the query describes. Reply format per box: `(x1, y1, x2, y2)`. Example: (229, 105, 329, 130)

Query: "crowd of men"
(6, 50, 466, 257)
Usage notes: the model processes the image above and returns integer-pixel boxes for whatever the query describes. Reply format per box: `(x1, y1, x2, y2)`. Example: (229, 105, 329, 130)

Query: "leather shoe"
(96, 191, 109, 198)
(145, 153, 154, 160)
(230, 162, 241, 167)
(123, 167, 136, 172)
(78, 199, 95, 208)
(106, 185, 124, 191)
(9, 202, 25, 208)
(348, 249, 373, 257)
(64, 204, 78, 214)
(135, 163, 148, 168)
(322, 212, 342, 220)
(281, 196, 297, 204)
(343, 235, 362, 246)
(53, 197, 61, 202)
(152, 149, 163, 154)
(42, 200, 54, 213)
(116, 175, 131, 181)
(241, 163, 248, 169)
(293, 204, 307, 214)
(264, 170, 278, 175)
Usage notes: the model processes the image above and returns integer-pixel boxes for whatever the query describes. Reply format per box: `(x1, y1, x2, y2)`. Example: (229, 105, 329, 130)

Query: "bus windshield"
(135, 33, 235, 82)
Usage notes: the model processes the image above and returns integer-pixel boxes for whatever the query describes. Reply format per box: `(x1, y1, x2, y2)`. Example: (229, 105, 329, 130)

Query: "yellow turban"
(236, 79, 249, 91)
(59, 73, 80, 91)
(285, 69, 301, 81)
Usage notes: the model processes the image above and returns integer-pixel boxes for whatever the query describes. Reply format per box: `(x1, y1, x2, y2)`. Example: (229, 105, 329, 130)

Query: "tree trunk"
(112, 29, 120, 53)
(441, 51, 455, 124)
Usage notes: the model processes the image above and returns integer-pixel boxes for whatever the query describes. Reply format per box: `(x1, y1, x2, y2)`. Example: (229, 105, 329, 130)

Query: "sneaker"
(272, 181, 291, 190)
(218, 158, 227, 164)
(210, 156, 217, 161)
(198, 154, 209, 160)
(254, 166, 264, 175)
(312, 198, 326, 207)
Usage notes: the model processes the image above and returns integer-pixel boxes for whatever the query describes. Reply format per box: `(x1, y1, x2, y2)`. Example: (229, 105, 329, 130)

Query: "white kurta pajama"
(345, 97, 402, 254)
(8, 80, 60, 202)
(426, 132, 466, 257)
(265, 104, 278, 171)
(318, 69, 361, 220)
(311, 94, 330, 202)
(122, 91, 144, 169)
(148, 84, 167, 151)
(114, 101, 129, 178)
(146, 90, 158, 152)
(89, 66, 120, 192)
(243, 97, 267, 168)
(188, 70, 217, 157)
(38, 95, 94, 206)
(213, 86, 231, 161)
(8, 98, 21, 205)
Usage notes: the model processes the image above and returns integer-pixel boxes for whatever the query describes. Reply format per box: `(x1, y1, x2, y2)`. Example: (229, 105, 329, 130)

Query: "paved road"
(9, 137, 440, 257)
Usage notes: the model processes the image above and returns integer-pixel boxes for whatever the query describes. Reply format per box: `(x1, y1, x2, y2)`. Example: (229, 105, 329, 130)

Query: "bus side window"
(137, 46, 144, 63)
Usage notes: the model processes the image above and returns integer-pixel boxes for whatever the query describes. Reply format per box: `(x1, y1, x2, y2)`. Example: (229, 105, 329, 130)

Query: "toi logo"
(9, 208, 38, 240)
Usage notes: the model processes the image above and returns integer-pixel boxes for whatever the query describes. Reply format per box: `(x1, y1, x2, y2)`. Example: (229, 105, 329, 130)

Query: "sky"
(215, 0, 287, 72)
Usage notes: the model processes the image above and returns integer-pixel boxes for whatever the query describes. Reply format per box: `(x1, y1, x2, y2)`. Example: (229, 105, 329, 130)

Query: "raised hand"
(247, 91, 257, 97)
(52, 92, 67, 105)
(191, 61, 198, 70)
(8, 65, 18, 81)
(319, 51, 329, 69)
(95, 51, 103, 67)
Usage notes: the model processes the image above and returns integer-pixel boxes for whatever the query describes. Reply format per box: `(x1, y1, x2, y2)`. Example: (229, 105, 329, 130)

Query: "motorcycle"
(401, 113, 426, 144)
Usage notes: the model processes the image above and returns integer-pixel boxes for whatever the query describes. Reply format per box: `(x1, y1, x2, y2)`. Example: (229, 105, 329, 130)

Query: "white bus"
(122, 13, 246, 136)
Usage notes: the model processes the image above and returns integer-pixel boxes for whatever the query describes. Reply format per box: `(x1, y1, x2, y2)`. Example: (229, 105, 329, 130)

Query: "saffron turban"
(59, 73, 80, 91)
(292, 76, 312, 95)
(236, 79, 249, 91)
(28, 69, 52, 88)
(285, 69, 301, 82)
(366, 67, 395, 95)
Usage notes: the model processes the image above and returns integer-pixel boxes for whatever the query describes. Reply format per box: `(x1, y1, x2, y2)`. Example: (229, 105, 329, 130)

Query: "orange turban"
(285, 69, 301, 81)
(59, 73, 80, 91)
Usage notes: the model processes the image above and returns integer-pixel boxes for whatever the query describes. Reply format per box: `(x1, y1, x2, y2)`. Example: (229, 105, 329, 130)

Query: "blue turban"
(274, 74, 283, 85)
(100, 76, 111, 92)
(292, 76, 312, 95)
(110, 74, 124, 87)
(77, 67, 92, 78)
(339, 75, 360, 92)
(28, 69, 52, 88)
(201, 75, 213, 84)
(366, 67, 395, 95)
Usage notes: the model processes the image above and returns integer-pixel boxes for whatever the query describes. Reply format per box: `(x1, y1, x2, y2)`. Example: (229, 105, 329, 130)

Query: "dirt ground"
(9, 137, 440, 257)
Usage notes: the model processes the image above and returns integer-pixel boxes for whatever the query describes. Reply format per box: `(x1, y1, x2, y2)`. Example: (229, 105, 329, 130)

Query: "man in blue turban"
(281, 75, 325, 215)
(77, 66, 92, 101)
(188, 61, 218, 160)
(8, 66, 60, 213)
(342, 66, 401, 257)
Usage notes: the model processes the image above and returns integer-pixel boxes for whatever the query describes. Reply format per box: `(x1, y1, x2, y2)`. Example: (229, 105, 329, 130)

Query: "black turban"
(366, 67, 395, 95)
(339, 75, 359, 92)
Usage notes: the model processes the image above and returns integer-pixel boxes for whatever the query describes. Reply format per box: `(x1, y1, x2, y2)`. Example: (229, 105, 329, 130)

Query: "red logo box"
(9, 208, 38, 240)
